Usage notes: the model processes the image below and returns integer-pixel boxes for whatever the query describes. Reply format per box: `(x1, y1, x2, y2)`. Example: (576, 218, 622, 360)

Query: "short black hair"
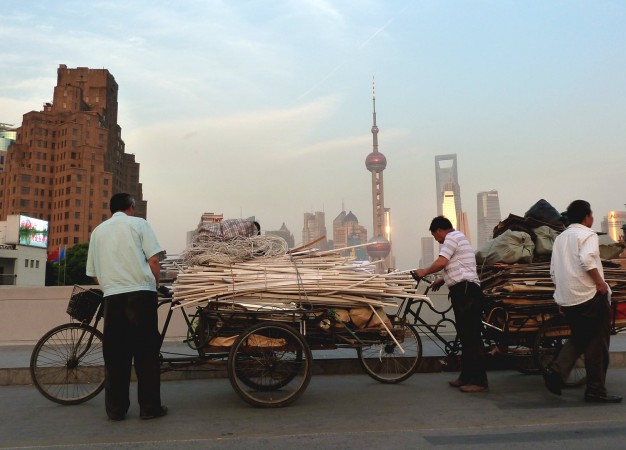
(566, 200, 591, 224)
(429, 216, 454, 232)
(110, 193, 135, 214)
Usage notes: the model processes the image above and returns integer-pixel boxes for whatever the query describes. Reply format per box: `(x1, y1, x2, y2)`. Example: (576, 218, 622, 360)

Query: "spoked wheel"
(357, 324, 422, 383)
(30, 323, 105, 405)
(227, 322, 312, 408)
(534, 319, 586, 387)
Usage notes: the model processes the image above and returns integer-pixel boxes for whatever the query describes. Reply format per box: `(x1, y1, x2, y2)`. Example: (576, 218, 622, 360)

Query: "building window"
(25, 259, 29, 268)
(36, 261, 40, 269)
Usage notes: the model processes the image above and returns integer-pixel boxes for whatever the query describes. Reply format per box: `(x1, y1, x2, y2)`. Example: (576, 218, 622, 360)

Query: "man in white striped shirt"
(543, 200, 621, 403)
(414, 216, 488, 393)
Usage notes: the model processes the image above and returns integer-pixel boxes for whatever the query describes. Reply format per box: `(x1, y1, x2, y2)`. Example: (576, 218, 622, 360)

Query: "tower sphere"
(366, 236, 391, 259)
(365, 151, 387, 172)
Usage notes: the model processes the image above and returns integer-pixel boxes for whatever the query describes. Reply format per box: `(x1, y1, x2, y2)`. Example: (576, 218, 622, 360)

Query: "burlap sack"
(349, 307, 391, 329)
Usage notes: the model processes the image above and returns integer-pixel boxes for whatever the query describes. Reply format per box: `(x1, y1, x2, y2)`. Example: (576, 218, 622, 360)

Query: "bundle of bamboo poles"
(172, 247, 428, 310)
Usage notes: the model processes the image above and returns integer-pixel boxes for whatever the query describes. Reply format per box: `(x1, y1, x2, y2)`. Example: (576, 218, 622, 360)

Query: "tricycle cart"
(30, 285, 422, 408)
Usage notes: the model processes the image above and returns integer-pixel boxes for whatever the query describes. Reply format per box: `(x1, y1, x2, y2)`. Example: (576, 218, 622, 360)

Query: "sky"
(1, 0, 626, 270)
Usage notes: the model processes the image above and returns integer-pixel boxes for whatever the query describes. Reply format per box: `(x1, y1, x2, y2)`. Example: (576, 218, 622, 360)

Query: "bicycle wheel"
(357, 324, 422, 383)
(30, 323, 105, 405)
(228, 322, 312, 408)
(534, 319, 586, 387)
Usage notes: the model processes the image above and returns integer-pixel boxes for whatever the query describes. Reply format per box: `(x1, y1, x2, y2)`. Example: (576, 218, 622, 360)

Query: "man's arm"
(147, 254, 160, 287)
(415, 255, 449, 279)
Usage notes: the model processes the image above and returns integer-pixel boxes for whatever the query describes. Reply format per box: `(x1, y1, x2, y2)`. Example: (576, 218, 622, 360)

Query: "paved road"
(2, 368, 626, 449)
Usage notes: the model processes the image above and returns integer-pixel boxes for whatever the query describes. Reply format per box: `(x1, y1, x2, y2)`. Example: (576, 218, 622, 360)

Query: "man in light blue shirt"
(86, 193, 167, 421)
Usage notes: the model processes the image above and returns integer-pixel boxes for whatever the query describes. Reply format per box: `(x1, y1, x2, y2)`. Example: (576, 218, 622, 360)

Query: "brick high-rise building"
(0, 65, 147, 251)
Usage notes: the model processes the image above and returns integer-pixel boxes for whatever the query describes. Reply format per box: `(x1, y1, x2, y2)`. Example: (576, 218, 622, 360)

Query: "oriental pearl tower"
(365, 79, 391, 273)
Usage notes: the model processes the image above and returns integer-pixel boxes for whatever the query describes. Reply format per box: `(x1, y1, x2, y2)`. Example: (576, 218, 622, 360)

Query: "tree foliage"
(45, 243, 95, 286)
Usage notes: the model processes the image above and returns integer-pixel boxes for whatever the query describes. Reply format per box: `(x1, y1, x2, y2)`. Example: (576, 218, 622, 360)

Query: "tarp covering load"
(476, 230, 535, 265)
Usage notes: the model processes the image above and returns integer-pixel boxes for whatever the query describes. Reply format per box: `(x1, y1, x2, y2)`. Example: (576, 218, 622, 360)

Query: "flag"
(47, 246, 66, 263)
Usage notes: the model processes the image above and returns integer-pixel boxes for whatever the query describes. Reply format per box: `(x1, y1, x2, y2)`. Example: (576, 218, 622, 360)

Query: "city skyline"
(2, 1, 626, 270)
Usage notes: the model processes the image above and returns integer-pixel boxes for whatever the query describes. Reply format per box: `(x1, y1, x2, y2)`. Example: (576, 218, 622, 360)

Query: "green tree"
(45, 243, 95, 286)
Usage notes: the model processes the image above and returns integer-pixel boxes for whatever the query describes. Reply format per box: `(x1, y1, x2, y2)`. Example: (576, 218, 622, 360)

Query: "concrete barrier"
(0, 285, 189, 345)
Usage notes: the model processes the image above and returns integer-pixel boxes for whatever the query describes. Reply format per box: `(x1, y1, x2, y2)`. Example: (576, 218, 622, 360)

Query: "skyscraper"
(435, 154, 462, 217)
(477, 190, 502, 247)
(365, 80, 391, 272)
(333, 209, 367, 256)
(0, 123, 16, 173)
(266, 222, 295, 249)
(0, 65, 147, 250)
(302, 211, 328, 250)
(601, 211, 626, 242)
(420, 236, 435, 268)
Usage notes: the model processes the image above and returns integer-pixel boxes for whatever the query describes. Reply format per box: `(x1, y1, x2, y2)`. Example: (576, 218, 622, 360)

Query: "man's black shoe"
(584, 393, 622, 403)
(542, 368, 562, 395)
(108, 414, 125, 421)
(140, 405, 168, 420)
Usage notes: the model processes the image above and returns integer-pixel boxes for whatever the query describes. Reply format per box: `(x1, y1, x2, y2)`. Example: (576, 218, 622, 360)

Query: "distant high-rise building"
(302, 211, 328, 250)
(435, 154, 462, 217)
(457, 211, 471, 245)
(441, 190, 458, 230)
(0, 65, 147, 251)
(365, 80, 391, 272)
(333, 209, 367, 257)
(601, 211, 626, 242)
(477, 190, 502, 247)
(0, 123, 16, 172)
(266, 222, 295, 248)
(420, 236, 435, 268)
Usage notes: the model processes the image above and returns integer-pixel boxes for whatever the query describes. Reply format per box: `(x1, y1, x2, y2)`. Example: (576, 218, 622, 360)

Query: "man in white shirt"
(544, 200, 621, 403)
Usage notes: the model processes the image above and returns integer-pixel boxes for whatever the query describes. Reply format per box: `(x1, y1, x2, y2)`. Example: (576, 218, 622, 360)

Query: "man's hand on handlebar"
(430, 278, 445, 292)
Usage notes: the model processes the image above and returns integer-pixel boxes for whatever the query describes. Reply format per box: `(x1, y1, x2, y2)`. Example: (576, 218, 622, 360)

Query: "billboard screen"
(18, 215, 49, 248)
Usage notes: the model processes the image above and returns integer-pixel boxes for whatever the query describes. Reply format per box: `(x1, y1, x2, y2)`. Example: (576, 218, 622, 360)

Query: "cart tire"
(227, 322, 312, 408)
(534, 319, 586, 387)
(357, 324, 422, 383)
(30, 323, 105, 405)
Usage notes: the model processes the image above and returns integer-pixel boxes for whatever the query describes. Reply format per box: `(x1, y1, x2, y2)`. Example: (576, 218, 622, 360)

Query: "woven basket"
(66, 286, 103, 323)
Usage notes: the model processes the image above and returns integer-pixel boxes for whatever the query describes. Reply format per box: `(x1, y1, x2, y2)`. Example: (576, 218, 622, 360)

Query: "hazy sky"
(2, 1, 626, 269)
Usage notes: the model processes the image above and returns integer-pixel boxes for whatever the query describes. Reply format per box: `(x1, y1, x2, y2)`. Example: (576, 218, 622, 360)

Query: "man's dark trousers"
(103, 290, 162, 418)
(450, 281, 488, 387)
(551, 292, 611, 396)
